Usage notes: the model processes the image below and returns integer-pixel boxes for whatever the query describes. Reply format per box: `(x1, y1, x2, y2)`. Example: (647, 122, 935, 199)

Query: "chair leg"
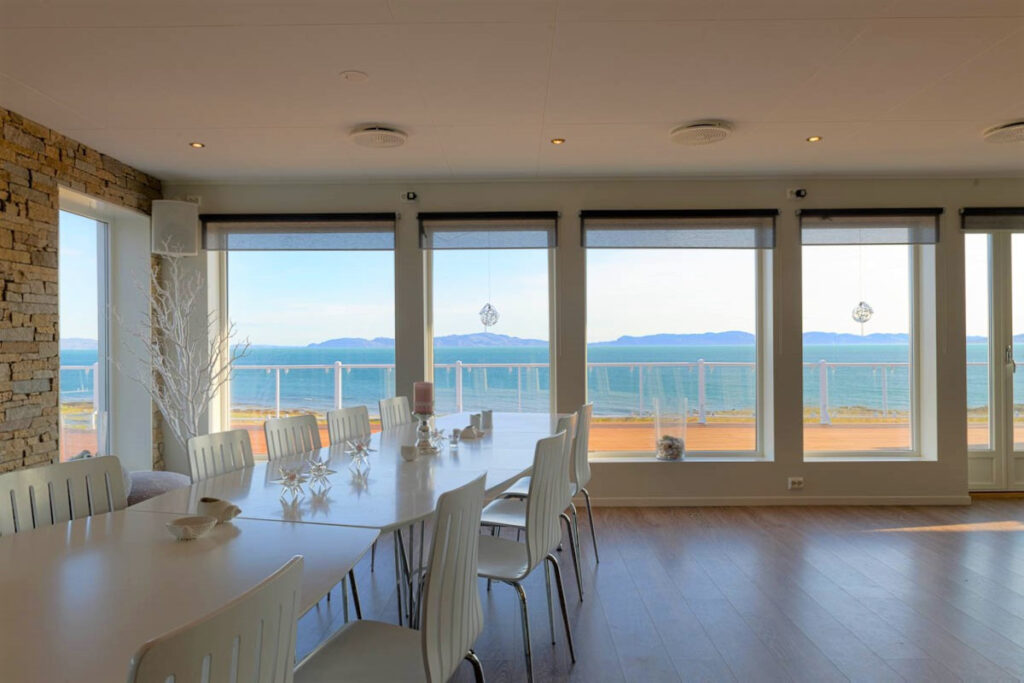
(582, 487, 600, 563)
(544, 561, 555, 644)
(371, 540, 376, 572)
(393, 530, 404, 626)
(348, 569, 363, 620)
(546, 555, 577, 664)
(510, 581, 534, 683)
(465, 649, 486, 683)
(560, 512, 583, 602)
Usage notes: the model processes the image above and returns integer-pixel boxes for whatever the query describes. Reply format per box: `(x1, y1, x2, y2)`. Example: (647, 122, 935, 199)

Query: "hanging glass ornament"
(479, 302, 500, 329)
(852, 301, 874, 324)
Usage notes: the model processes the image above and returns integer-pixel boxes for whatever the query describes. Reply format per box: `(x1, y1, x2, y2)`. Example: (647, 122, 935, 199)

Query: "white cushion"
(295, 620, 425, 682)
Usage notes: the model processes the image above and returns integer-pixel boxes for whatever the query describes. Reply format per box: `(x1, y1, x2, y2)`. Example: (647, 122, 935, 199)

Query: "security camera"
(401, 191, 419, 203)
(787, 188, 808, 200)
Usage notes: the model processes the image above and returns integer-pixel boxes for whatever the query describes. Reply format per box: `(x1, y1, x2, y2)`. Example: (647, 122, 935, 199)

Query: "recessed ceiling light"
(188, 141, 205, 148)
(670, 120, 732, 146)
(350, 125, 408, 148)
(806, 135, 823, 143)
(983, 121, 1024, 143)
(550, 138, 566, 145)
(339, 70, 369, 83)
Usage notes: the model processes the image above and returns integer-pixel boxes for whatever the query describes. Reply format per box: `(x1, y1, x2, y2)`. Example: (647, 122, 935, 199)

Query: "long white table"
(0, 510, 377, 683)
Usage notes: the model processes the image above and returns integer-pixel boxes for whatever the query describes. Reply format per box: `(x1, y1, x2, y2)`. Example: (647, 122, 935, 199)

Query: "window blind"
(961, 207, 1024, 232)
(202, 213, 396, 251)
(418, 212, 558, 249)
(800, 208, 941, 246)
(580, 210, 777, 249)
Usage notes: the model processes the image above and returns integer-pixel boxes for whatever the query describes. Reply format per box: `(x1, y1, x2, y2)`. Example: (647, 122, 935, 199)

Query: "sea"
(58, 343, 996, 417)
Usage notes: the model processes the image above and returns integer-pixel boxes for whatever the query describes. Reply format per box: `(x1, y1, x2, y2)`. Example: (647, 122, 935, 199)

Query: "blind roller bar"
(201, 213, 396, 251)
(418, 211, 558, 249)
(962, 207, 1024, 232)
(580, 209, 778, 249)
(799, 208, 941, 246)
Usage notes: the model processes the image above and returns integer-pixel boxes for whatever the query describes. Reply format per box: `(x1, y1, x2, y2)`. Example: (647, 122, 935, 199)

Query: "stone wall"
(0, 106, 162, 472)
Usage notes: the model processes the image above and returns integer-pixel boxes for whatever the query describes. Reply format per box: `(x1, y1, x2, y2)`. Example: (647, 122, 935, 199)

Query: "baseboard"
(578, 494, 972, 507)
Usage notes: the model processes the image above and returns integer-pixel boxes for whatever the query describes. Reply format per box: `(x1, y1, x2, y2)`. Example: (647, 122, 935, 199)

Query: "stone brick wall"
(0, 106, 162, 472)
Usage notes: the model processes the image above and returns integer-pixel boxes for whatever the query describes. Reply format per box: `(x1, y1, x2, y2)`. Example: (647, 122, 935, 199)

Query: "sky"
(58, 211, 101, 341)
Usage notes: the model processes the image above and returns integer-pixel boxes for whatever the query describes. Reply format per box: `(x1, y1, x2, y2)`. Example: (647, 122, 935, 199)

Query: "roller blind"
(800, 208, 941, 245)
(418, 212, 558, 249)
(961, 207, 1024, 232)
(580, 210, 778, 249)
(202, 213, 396, 250)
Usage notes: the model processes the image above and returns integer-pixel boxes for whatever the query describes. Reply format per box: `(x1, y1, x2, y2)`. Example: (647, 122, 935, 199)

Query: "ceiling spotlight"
(188, 141, 205, 148)
(550, 138, 566, 145)
(806, 135, 823, 143)
(339, 70, 369, 83)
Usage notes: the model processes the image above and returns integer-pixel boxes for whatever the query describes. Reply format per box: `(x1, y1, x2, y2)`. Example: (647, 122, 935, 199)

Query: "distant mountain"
(60, 337, 97, 350)
(802, 332, 909, 345)
(591, 331, 755, 346)
(308, 337, 394, 349)
(435, 333, 546, 348)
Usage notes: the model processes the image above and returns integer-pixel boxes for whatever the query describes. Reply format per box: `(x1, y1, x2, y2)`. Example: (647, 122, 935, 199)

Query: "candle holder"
(413, 412, 439, 455)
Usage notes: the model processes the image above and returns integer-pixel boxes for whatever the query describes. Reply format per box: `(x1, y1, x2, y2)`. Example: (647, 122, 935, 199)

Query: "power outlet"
(787, 476, 805, 491)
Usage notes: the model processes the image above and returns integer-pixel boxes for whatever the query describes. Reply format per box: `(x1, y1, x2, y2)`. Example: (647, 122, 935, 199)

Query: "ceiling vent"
(670, 120, 733, 146)
(350, 125, 408, 148)
(983, 121, 1024, 144)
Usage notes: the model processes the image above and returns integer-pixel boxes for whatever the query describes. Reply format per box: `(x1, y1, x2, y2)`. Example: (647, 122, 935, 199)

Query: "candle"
(413, 381, 434, 415)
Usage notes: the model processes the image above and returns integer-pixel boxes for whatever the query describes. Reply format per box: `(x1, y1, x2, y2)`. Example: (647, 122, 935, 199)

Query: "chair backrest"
(379, 396, 411, 431)
(420, 474, 486, 683)
(572, 403, 594, 488)
(264, 415, 322, 460)
(187, 429, 254, 482)
(127, 556, 303, 683)
(524, 432, 569, 570)
(326, 405, 371, 445)
(0, 456, 126, 537)
(554, 413, 577, 509)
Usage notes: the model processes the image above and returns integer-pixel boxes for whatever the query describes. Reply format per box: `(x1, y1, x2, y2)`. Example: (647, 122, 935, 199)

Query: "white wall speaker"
(151, 199, 200, 255)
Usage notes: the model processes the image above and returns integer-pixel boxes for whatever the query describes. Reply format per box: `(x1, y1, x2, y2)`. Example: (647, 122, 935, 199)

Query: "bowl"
(165, 515, 218, 541)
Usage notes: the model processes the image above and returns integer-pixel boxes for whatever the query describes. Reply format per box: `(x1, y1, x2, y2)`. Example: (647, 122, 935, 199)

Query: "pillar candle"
(413, 381, 434, 415)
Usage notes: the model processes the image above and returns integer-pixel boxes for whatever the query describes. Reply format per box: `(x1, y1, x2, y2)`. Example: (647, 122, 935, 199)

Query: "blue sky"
(58, 211, 101, 341)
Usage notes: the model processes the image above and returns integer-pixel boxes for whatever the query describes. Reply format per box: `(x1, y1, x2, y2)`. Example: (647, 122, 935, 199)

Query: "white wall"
(164, 176, 1024, 504)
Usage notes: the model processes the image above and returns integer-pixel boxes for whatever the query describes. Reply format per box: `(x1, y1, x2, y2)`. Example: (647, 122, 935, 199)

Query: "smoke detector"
(350, 125, 408, 148)
(983, 121, 1024, 144)
(670, 120, 733, 146)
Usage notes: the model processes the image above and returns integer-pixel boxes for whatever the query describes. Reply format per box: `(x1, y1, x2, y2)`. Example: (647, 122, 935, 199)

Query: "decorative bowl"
(165, 515, 218, 541)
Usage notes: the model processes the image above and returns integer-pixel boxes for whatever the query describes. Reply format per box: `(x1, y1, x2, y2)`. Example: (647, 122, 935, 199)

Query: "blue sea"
(59, 343, 995, 417)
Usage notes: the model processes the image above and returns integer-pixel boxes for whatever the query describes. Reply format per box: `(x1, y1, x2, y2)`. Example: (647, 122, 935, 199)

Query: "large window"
(583, 210, 775, 455)
(58, 210, 109, 460)
(800, 209, 938, 455)
(209, 214, 396, 456)
(422, 212, 555, 415)
(965, 233, 991, 450)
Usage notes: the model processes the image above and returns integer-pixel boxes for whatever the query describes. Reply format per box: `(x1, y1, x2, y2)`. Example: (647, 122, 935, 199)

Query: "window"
(583, 210, 776, 455)
(58, 210, 109, 460)
(800, 209, 939, 455)
(206, 214, 396, 456)
(964, 233, 991, 450)
(421, 212, 556, 415)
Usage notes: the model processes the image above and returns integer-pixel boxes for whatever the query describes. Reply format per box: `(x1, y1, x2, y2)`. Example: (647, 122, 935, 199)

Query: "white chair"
(127, 556, 304, 683)
(379, 396, 412, 431)
(477, 432, 575, 683)
(0, 456, 126, 536)
(326, 405, 371, 445)
(296, 475, 487, 683)
(502, 403, 599, 562)
(187, 429, 254, 482)
(264, 415, 322, 460)
(479, 413, 584, 600)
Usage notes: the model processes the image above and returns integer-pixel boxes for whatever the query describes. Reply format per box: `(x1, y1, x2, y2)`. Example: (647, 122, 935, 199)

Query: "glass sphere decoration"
(851, 301, 874, 324)
(479, 302, 499, 328)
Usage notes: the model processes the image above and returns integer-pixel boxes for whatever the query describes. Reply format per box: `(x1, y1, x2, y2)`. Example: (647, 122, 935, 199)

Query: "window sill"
(590, 452, 770, 464)
(803, 453, 931, 463)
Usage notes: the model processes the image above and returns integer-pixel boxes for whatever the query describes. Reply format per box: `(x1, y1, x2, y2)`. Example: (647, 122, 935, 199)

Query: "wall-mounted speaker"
(151, 199, 200, 255)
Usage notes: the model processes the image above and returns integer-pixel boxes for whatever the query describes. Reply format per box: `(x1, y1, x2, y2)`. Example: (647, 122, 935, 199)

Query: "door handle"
(1007, 345, 1017, 373)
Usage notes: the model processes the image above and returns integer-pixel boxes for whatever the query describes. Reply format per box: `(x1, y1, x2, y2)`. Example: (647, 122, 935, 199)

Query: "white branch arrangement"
(119, 251, 249, 453)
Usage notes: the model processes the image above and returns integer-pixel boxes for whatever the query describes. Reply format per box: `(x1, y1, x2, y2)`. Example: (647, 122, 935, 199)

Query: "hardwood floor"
(297, 501, 1024, 682)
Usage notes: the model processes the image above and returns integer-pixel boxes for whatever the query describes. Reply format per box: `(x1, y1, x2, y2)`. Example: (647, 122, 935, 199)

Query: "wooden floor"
(298, 501, 1024, 682)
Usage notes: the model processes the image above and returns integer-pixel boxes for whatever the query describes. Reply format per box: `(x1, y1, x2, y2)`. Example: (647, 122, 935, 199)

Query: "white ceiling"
(0, 0, 1022, 182)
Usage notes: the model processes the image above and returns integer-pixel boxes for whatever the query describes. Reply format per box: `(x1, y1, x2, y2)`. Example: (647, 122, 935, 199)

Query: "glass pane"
(965, 234, 991, 450)
(1013, 235, 1024, 449)
(802, 244, 913, 452)
(227, 251, 395, 456)
(431, 249, 550, 415)
(586, 249, 758, 453)
(58, 211, 106, 461)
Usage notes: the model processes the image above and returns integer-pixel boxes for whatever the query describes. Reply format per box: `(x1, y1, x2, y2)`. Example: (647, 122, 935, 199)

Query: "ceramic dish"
(165, 515, 218, 541)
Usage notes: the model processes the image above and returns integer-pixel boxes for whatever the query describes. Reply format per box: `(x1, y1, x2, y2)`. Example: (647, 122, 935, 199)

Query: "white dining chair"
(379, 395, 412, 430)
(477, 432, 575, 683)
(0, 455, 126, 536)
(479, 413, 584, 600)
(502, 403, 599, 562)
(264, 414, 322, 460)
(326, 405, 371, 445)
(187, 429, 255, 482)
(127, 556, 304, 683)
(295, 475, 487, 683)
